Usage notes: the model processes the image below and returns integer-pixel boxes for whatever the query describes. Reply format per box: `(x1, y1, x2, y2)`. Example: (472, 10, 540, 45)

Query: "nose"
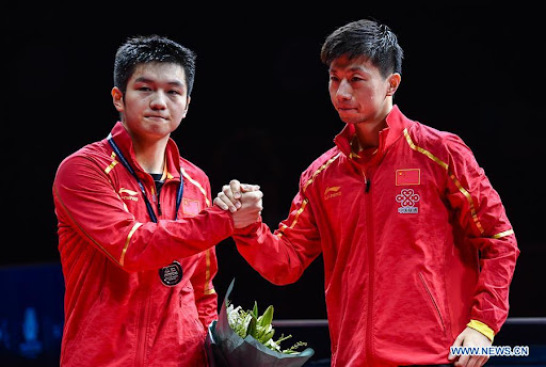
(336, 79, 352, 101)
(150, 91, 167, 110)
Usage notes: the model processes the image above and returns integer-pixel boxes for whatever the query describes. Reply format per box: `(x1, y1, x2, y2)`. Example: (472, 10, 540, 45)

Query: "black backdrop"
(2, 3, 544, 323)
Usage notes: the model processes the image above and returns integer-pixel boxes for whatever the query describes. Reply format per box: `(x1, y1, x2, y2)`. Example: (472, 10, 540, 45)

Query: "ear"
(111, 87, 124, 112)
(181, 96, 191, 118)
(386, 73, 401, 96)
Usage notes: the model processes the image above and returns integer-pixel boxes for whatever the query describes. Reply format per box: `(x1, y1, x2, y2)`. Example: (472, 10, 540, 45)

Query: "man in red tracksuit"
(52, 35, 262, 366)
(215, 19, 519, 366)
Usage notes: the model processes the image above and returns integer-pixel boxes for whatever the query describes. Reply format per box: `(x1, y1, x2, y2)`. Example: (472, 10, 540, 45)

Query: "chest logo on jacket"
(396, 188, 420, 214)
(324, 186, 341, 200)
(118, 188, 139, 202)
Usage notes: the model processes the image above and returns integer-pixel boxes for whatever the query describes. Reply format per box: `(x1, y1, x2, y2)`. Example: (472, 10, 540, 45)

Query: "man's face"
(113, 62, 190, 142)
(328, 55, 393, 125)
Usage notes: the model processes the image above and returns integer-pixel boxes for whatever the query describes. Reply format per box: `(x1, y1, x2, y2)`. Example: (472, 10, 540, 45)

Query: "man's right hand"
(214, 179, 263, 228)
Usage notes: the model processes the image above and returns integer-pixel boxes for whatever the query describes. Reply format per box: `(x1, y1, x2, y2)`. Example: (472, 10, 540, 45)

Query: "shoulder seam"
(181, 167, 210, 206)
(302, 153, 341, 193)
(403, 127, 485, 235)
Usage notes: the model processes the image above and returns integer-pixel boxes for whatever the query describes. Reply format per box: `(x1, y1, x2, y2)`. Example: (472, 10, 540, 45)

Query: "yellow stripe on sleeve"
(119, 222, 143, 267)
(180, 167, 210, 206)
(467, 319, 495, 342)
(203, 249, 216, 295)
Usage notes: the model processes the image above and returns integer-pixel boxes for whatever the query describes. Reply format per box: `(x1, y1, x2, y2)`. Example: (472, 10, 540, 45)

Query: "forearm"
(120, 207, 234, 270)
(468, 232, 519, 333)
(234, 222, 319, 285)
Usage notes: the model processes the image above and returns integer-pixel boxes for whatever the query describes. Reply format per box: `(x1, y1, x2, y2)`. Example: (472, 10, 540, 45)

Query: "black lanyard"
(108, 137, 184, 222)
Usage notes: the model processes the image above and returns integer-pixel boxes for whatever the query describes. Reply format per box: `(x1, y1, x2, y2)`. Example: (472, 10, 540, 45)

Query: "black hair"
(113, 35, 196, 95)
(320, 19, 403, 78)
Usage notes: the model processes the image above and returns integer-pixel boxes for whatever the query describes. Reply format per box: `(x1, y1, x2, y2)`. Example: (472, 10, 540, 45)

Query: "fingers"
(240, 191, 263, 209)
(241, 190, 264, 201)
(240, 183, 261, 193)
(229, 179, 242, 199)
(454, 355, 468, 367)
(214, 180, 261, 213)
(213, 196, 236, 212)
(228, 179, 260, 195)
(222, 179, 244, 211)
(478, 356, 489, 367)
(242, 191, 263, 219)
(448, 333, 465, 363)
(465, 355, 488, 367)
(215, 184, 239, 212)
(231, 190, 264, 229)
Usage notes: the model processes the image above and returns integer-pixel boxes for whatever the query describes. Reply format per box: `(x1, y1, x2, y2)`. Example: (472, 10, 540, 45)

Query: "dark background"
(1, 0, 544, 335)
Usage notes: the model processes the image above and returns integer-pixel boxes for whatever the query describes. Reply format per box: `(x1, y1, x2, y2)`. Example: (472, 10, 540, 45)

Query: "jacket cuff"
(467, 319, 495, 342)
(207, 206, 261, 237)
(233, 220, 262, 237)
(206, 206, 236, 233)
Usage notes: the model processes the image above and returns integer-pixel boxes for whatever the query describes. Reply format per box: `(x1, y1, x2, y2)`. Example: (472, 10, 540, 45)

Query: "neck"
(354, 118, 387, 149)
(132, 137, 168, 174)
(353, 103, 392, 149)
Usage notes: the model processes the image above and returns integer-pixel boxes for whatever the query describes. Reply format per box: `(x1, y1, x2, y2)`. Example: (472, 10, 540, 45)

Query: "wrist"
(233, 220, 261, 236)
(467, 319, 495, 342)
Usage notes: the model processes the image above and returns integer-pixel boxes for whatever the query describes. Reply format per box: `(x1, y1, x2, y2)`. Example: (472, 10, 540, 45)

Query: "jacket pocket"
(178, 285, 206, 338)
(418, 272, 447, 335)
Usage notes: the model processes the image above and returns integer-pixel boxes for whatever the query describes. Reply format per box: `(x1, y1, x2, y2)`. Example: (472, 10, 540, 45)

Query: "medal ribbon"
(108, 137, 184, 222)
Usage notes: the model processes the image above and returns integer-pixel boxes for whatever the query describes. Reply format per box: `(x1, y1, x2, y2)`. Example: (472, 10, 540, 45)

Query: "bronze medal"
(159, 261, 183, 286)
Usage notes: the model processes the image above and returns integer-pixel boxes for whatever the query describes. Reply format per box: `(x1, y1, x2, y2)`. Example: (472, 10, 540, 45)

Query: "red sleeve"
(53, 155, 235, 272)
(445, 135, 519, 333)
(234, 175, 323, 285)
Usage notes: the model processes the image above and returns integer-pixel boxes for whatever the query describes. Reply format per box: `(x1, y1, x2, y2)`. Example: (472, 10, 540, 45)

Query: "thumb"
(240, 184, 261, 193)
(448, 333, 464, 360)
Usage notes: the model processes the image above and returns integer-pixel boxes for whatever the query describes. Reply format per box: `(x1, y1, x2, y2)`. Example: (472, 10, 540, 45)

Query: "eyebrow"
(133, 77, 185, 88)
(330, 66, 371, 74)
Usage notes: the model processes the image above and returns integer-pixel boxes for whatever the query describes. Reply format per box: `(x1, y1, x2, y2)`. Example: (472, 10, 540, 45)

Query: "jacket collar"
(108, 121, 182, 180)
(334, 105, 412, 160)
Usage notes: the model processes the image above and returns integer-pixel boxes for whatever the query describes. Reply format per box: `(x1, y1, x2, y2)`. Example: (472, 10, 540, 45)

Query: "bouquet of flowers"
(206, 278, 315, 367)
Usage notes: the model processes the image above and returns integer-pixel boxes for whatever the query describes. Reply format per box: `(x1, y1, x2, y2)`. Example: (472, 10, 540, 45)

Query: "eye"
(351, 76, 365, 82)
(329, 75, 340, 82)
(138, 86, 152, 92)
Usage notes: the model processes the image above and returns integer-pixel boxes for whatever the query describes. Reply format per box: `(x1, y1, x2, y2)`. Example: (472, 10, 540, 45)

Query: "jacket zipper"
(136, 183, 158, 366)
(135, 285, 151, 366)
(157, 188, 162, 217)
(363, 166, 374, 365)
(149, 179, 162, 218)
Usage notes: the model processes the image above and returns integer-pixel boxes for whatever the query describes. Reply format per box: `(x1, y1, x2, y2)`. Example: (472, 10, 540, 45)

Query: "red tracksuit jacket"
(53, 122, 233, 366)
(234, 105, 519, 366)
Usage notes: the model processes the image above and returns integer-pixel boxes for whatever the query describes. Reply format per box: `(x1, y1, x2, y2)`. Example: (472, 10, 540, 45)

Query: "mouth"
(337, 107, 358, 113)
(145, 115, 168, 121)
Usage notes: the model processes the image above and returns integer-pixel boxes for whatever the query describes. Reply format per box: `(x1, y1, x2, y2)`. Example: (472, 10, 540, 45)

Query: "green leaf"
(247, 315, 257, 338)
(258, 305, 274, 328)
(259, 327, 275, 343)
(226, 300, 309, 354)
(252, 301, 258, 318)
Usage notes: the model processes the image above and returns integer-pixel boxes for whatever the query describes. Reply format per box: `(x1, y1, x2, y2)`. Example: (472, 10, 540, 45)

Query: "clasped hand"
(214, 179, 263, 228)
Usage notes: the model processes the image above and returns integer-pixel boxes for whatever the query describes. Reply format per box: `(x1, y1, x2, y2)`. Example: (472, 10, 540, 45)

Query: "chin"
(338, 115, 360, 125)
